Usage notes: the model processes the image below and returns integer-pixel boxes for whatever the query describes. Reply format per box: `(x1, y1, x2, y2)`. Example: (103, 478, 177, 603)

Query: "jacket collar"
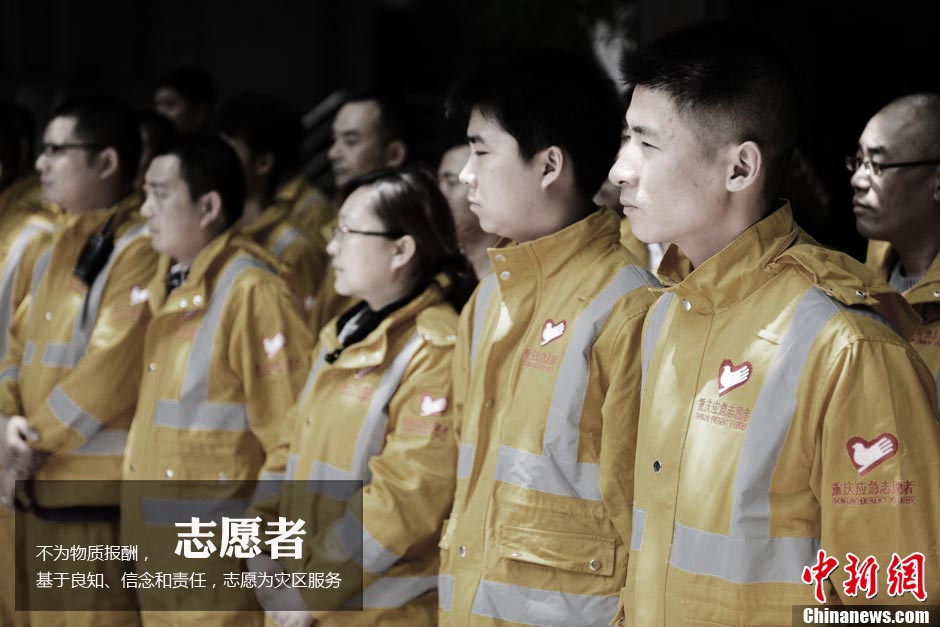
(487, 209, 622, 286)
(657, 203, 798, 313)
(65, 190, 144, 238)
(319, 283, 445, 369)
(236, 200, 292, 239)
(865, 239, 940, 306)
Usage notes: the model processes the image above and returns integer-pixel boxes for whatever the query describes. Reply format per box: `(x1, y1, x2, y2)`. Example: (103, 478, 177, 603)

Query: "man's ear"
(385, 140, 407, 168)
(254, 152, 274, 179)
(390, 234, 417, 272)
(726, 141, 762, 193)
(197, 190, 225, 230)
(538, 146, 564, 190)
(95, 147, 120, 181)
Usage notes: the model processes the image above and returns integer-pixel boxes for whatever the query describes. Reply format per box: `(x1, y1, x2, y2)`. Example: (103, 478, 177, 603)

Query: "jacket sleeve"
(295, 335, 458, 610)
(810, 336, 940, 604)
(225, 276, 313, 464)
(28, 237, 155, 454)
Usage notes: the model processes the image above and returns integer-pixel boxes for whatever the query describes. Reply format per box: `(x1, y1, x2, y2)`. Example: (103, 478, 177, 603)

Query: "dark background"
(1, 0, 938, 259)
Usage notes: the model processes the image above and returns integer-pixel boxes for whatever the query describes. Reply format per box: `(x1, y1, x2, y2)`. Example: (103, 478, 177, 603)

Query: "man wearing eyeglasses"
(850, 94, 940, 385)
(0, 95, 157, 626)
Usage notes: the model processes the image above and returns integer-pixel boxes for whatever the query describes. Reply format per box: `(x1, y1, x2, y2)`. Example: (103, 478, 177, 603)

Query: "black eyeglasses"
(332, 224, 403, 241)
(39, 142, 104, 157)
(845, 155, 940, 177)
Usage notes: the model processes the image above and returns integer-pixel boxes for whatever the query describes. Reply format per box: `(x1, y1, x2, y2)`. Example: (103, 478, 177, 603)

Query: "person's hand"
(4, 416, 43, 476)
(249, 553, 313, 621)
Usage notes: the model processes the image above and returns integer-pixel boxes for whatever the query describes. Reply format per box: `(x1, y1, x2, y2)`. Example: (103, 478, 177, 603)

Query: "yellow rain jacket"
(0, 175, 61, 627)
(0, 192, 154, 627)
(239, 201, 326, 318)
(866, 239, 940, 389)
(275, 173, 333, 246)
(121, 231, 312, 626)
(256, 282, 459, 626)
(619, 204, 940, 626)
(439, 209, 659, 626)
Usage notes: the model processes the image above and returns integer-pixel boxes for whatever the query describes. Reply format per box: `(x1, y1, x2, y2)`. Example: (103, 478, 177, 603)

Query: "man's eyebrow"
(628, 124, 660, 140)
(467, 134, 486, 145)
(145, 181, 169, 189)
(860, 144, 887, 156)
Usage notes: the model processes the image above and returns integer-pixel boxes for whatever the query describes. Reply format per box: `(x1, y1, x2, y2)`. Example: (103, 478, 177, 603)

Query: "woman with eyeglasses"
(250, 166, 474, 627)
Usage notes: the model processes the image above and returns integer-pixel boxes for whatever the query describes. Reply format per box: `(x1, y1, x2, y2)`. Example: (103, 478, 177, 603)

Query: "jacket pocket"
(498, 525, 615, 577)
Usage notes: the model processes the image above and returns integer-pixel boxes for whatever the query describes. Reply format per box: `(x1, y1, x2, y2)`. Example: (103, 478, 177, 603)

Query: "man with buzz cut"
(0, 94, 157, 627)
(609, 24, 940, 625)
(851, 94, 940, 388)
(438, 49, 659, 627)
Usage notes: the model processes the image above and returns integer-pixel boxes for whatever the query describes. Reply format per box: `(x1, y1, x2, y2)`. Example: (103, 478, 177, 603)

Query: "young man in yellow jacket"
(0, 95, 156, 627)
(851, 94, 940, 389)
(438, 50, 659, 626)
(214, 95, 327, 319)
(121, 134, 313, 626)
(609, 25, 940, 625)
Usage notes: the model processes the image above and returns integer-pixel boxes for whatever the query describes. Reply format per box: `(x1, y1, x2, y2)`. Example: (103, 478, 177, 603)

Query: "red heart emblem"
(846, 433, 898, 476)
(717, 359, 752, 397)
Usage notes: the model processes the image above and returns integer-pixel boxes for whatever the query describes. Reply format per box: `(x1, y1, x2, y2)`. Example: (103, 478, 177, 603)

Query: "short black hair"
(342, 91, 410, 146)
(446, 48, 623, 203)
(623, 23, 798, 204)
(139, 110, 178, 158)
(50, 94, 142, 187)
(212, 94, 301, 195)
(157, 134, 245, 228)
(155, 66, 216, 111)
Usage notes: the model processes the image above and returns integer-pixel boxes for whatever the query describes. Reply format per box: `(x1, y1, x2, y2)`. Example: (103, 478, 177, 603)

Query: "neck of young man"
(894, 228, 940, 279)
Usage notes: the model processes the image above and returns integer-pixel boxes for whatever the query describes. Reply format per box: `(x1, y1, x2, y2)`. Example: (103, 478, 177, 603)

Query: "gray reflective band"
(346, 575, 437, 609)
(71, 430, 127, 456)
(140, 497, 251, 527)
(470, 273, 496, 368)
(272, 226, 304, 258)
(22, 341, 34, 365)
(259, 470, 284, 482)
(642, 293, 673, 387)
(44, 224, 147, 368)
(30, 249, 52, 296)
(332, 507, 400, 575)
(456, 443, 474, 479)
(670, 521, 819, 584)
(306, 334, 423, 492)
(47, 386, 101, 440)
(0, 366, 18, 381)
(152, 256, 267, 432)
(299, 348, 329, 404)
(0, 223, 51, 360)
(667, 287, 882, 584)
(470, 579, 618, 627)
(438, 574, 455, 611)
(495, 266, 656, 500)
(631, 506, 645, 551)
(496, 445, 600, 501)
(285, 453, 298, 481)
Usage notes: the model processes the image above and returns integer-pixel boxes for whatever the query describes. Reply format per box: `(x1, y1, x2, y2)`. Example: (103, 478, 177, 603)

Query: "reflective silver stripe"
(285, 453, 299, 481)
(306, 334, 423, 492)
(153, 400, 248, 431)
(332, 507, 400, 574)
(470, 273, 496, 367)
(438, 574, 455, 611)
(259, 470, 284, 482)
(470, 579, 618, 627)
(352, 575, 437, 609)
(30, 249, 52, 296)
(0, 366, 18, 381)
(299, 348, 328, 404)
(272, 225, 304, 258)
(642, 293, 674, 387)
(22, 341, 34, 365)
(670, 521, 819, 584)
(495, 266, 656, 500)
(0, 223, 52, 360)
(496, 445, 600, 500)
(631, 506, 645, 551)
(42, 224, 147, 368)
(456, 443, 474, 479)
(152, 256, 266, 431)
(47, 386, 101, 440)
(140, 497, 251, 527)
(71, 430, 127, 456)
(668, 287, 875, 584)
